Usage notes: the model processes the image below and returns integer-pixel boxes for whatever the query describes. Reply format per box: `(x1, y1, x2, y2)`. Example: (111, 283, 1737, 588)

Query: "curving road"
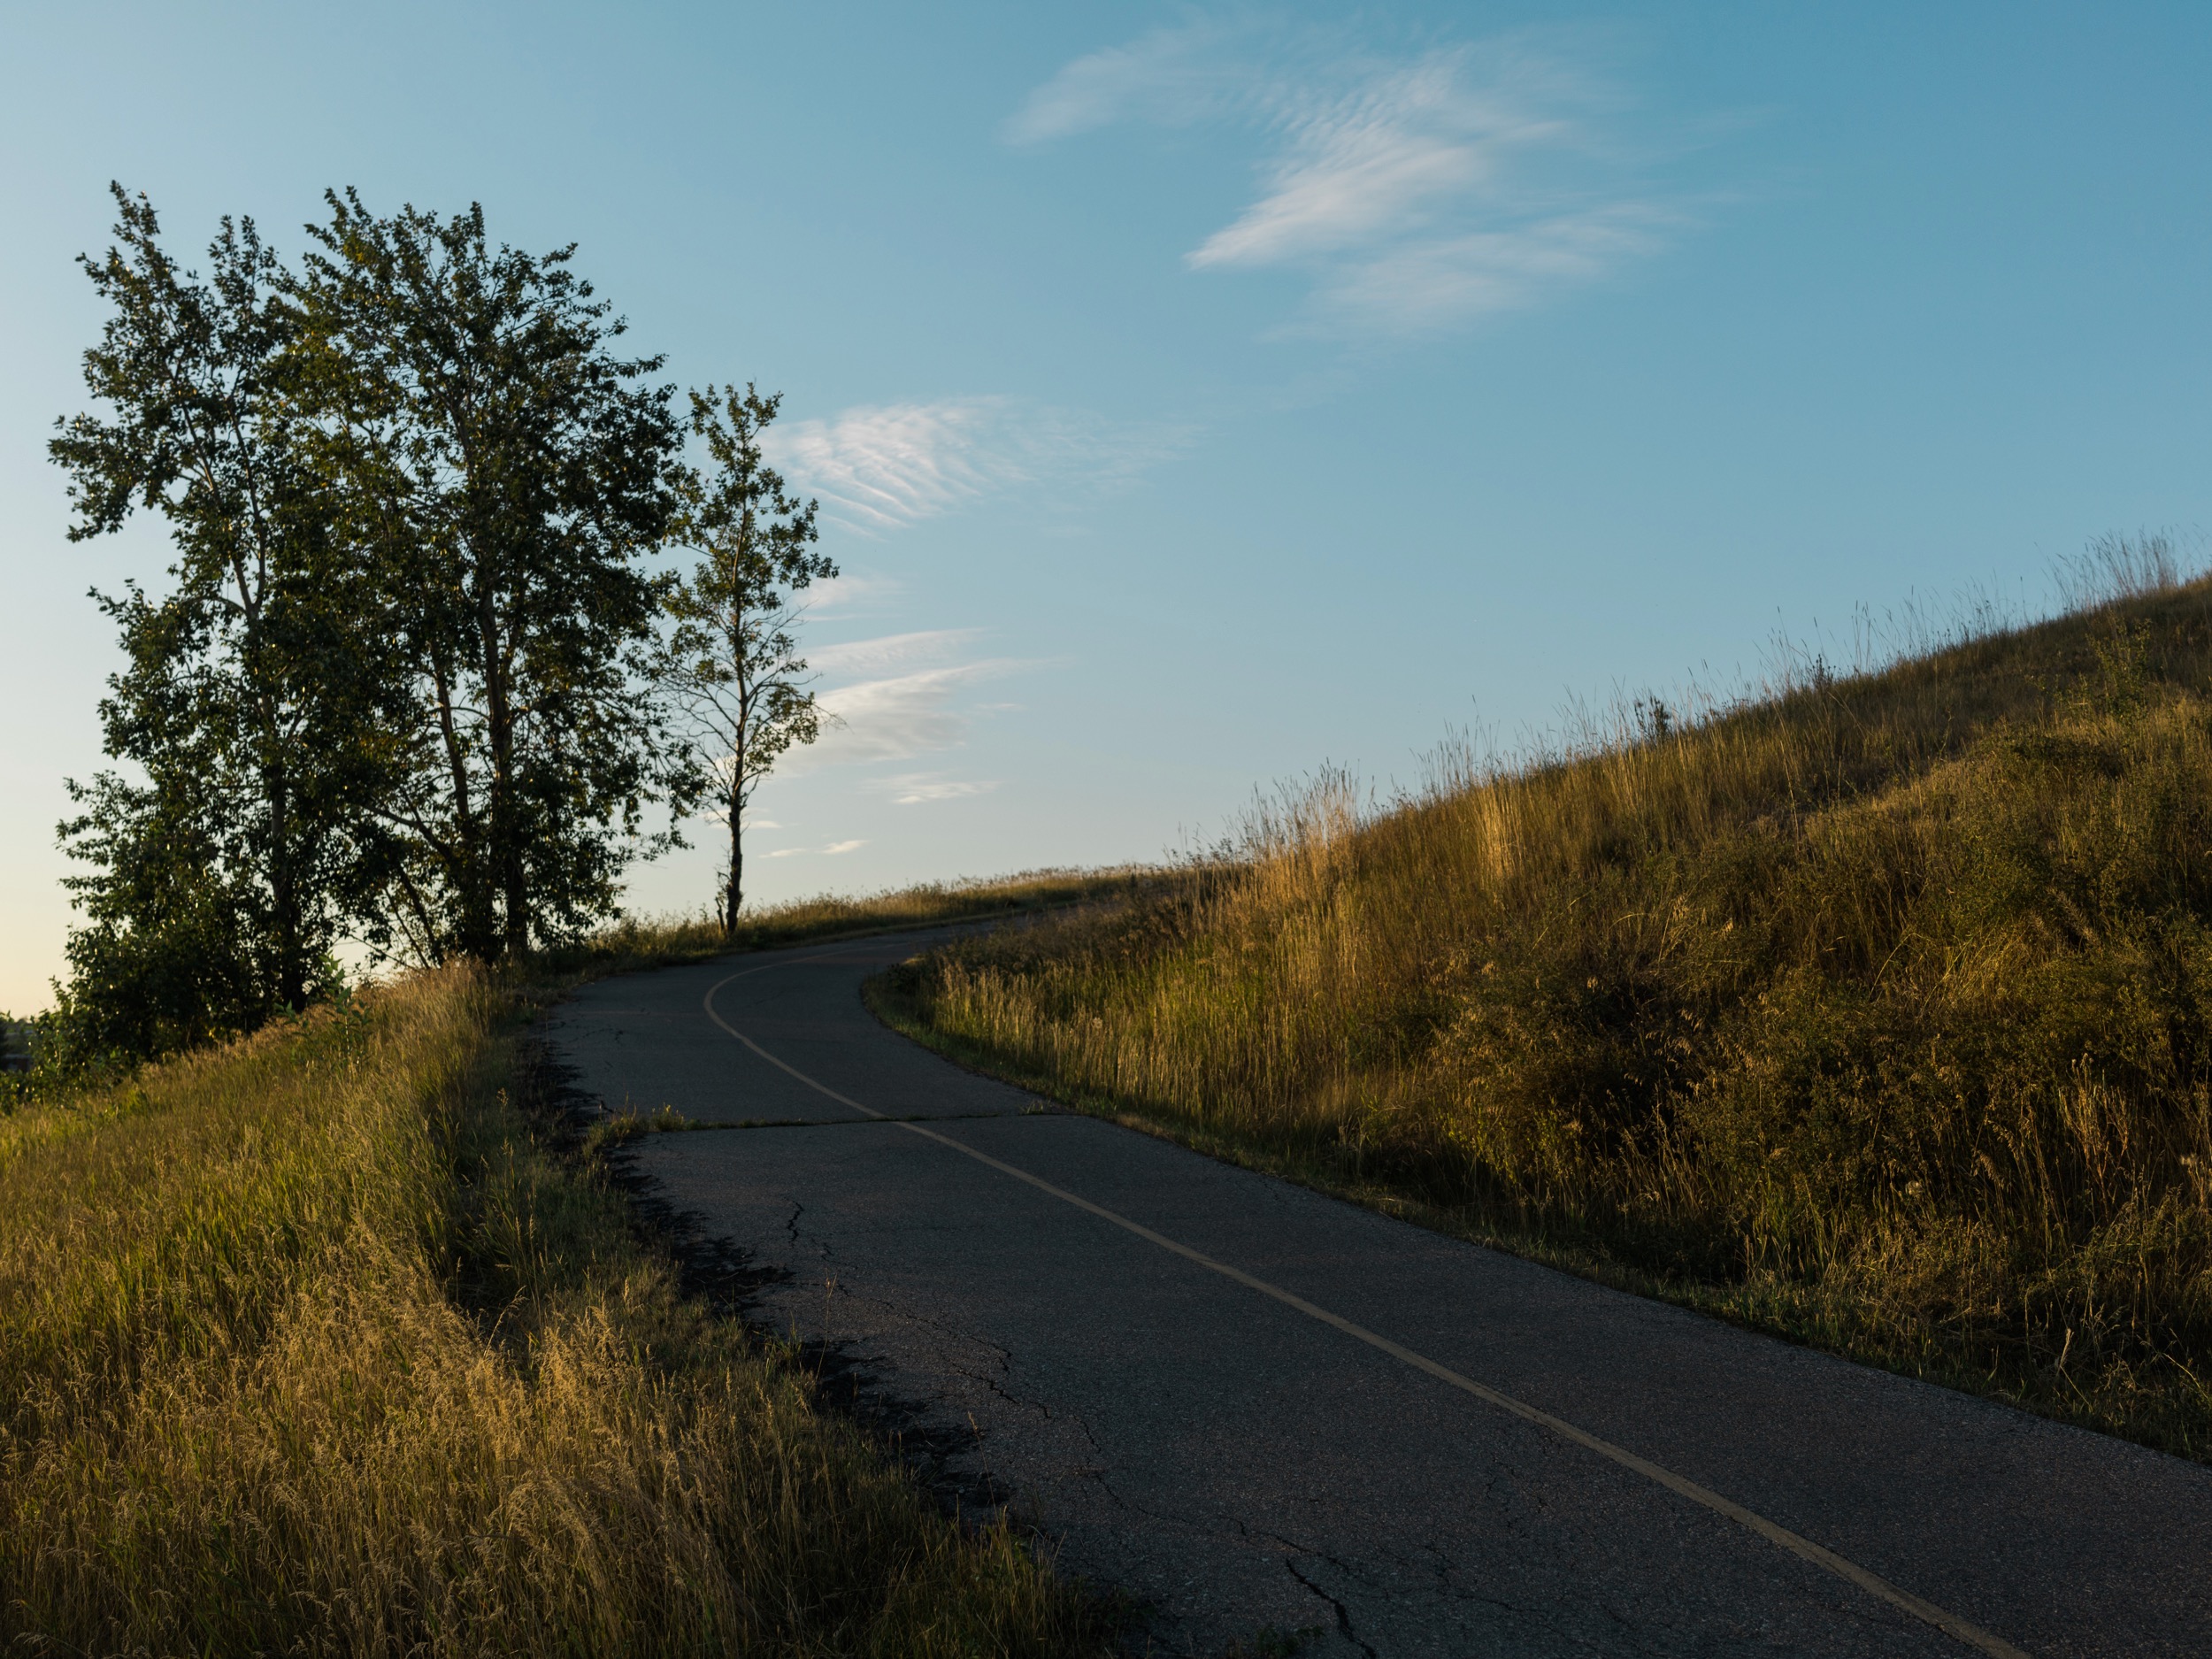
(547, 932, 2212, 1658)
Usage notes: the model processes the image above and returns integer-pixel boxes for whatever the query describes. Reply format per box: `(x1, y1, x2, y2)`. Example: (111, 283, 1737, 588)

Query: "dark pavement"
(546, 932, 2212, 1658)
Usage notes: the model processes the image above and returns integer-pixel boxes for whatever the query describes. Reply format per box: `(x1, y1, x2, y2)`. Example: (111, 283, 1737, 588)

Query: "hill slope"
(882, 571, 2212, 1459)
(1, 939, 1111, 1653)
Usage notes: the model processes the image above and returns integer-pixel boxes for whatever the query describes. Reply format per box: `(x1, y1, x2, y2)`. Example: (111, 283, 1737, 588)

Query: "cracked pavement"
(547, 933, 2212, 1657)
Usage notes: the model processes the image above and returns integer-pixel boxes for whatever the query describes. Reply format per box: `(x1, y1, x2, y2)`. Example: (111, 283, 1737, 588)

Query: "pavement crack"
(1231, 1516, 1313, 1555)
(974, 1363, 1049, 1420)
(1283, 1557, 1378, 1659)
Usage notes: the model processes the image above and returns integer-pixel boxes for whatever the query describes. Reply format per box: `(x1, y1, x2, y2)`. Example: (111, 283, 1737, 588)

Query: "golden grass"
(881, 576, 2212, 1461)
(539, 868, 1154, 981)
(0, 965, 1107, 1654)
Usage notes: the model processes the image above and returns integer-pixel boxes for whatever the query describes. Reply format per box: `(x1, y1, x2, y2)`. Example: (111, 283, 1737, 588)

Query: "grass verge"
(0, 960, 1112, 1655)
(875, 570, 2212, 1463)
(536, 868, 1154, 983)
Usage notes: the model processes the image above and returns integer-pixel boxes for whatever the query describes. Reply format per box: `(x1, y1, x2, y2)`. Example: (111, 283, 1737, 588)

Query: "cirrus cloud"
(865, 772, 1000, 805)
(766, 839, 867, 859)
(764, 397, 1189, 534)
(1010, 23, 1702, 336)
(780, 630, 1034, 773)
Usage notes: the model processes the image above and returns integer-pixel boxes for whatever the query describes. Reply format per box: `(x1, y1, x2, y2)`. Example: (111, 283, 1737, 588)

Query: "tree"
(664, 385, 836, 936)
(48, 187, 388, 1056)
(287, 191, 689, 962)
(50, 590, 322, 1064)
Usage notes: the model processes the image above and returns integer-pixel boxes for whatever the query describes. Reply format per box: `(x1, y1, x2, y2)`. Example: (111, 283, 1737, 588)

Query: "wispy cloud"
(1010, 25, 1693, 335)
(810, 629, 985, 678)
(803, 568, 904, 618)
(1311, 204, 1669, 329)
(764, 396, 1187, 534)
(1005, 20, 1250, 142)
(864, 772, 1000, 805)
(816, 664, 1021, 761)
(767, 839, 867, 859)
(785, 630, 1032, 770)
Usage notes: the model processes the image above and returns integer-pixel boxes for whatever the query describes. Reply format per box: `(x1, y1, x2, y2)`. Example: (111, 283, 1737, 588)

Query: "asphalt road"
(546, 932, 2212, 1658)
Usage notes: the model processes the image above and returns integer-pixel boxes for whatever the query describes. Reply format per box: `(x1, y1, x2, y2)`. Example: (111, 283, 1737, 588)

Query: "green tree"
(664, 385, 836, 936)
(48, 187, 388, 1058)
(288, 191, 689, 962)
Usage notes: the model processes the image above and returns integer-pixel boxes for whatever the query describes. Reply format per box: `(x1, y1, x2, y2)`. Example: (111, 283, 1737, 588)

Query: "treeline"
(29, 186, 830, 1075)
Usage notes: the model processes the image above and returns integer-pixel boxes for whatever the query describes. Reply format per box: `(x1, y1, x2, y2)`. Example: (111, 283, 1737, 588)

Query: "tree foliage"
(47, 187, 388, 1064)
(286, 191, 690, 964)
(45, 186, 734, 1069)
(664, 385, 835, 936)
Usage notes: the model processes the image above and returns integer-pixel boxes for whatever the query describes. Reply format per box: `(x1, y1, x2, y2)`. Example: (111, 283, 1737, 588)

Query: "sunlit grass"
(540, 868, 1153, 980)
(0, 965, 1108, 1654)
(880, 559, 2212, 1461)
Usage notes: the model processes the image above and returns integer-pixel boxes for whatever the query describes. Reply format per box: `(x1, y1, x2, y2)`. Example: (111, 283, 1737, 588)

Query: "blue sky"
(4, 3, 2211, 1010)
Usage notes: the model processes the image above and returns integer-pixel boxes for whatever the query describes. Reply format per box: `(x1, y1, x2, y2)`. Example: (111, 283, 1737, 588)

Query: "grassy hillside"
(542, 868, 1151, 979)
(1, 929, 1111, 1651)
(879, 563, 2212, 1460)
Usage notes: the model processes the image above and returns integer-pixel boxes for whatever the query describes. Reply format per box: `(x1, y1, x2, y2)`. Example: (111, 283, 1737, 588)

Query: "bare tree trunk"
(481, 565, 529, 962)
(268, 757, 303, 1008)
(723, 775, 744, 937)
(430, 649, 494, 962)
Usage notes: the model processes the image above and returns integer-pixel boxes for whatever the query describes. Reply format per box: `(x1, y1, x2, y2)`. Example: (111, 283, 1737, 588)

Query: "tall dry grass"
(0, 966, 1105, 1654)
(884, 560, 2212, 1459)
(537, 868, 1152, 981)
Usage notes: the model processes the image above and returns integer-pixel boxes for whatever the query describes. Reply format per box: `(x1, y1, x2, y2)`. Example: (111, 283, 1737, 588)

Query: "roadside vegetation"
(5, 180, 1139, 1657)
(35, 184, 866, 1082)
(543, 869, 1151, 981)
(0, 933, 1114, 1654)
(877, 542, 2212, 1462)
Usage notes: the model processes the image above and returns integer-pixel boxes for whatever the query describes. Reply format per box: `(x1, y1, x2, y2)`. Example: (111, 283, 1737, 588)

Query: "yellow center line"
(702, 957, 2032, 1659)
